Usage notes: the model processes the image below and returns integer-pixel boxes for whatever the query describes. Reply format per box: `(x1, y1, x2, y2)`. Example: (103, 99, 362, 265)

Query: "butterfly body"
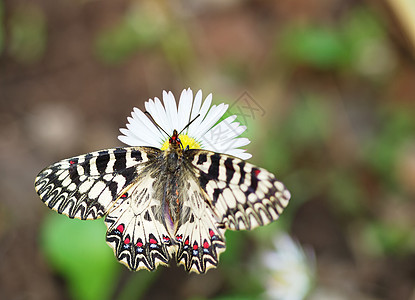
(156, 146, 188, 239)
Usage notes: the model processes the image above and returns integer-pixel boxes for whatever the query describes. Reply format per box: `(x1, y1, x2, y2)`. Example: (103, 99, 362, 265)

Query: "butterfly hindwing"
(185, 149, 291, 231)
(105, 174, 176, 271)
(174, 178, 226, 273)
(34, 147, 158, 220)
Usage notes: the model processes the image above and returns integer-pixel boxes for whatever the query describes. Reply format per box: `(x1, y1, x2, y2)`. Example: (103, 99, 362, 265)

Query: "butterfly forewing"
(185, 150, 291, 231)
(34, 147, 157, 220)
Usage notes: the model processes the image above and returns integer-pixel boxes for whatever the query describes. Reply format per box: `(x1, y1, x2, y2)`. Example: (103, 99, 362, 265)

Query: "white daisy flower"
(118, 88, 252, 160)
(261, 234, 315, 300)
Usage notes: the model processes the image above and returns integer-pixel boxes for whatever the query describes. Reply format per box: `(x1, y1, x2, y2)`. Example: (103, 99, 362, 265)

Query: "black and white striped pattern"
(35, 146, 290, 273)
(104, 173, 175, 271)
(186, 150, 290, 231)
(35, 147, 158, 220)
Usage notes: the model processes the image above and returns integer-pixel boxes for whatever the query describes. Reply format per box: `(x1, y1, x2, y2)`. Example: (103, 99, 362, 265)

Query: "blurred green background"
(1, 0, 415, 299)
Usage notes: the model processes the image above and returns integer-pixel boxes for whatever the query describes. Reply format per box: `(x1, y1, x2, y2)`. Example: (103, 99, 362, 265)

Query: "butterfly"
(35, 126, 290, 274)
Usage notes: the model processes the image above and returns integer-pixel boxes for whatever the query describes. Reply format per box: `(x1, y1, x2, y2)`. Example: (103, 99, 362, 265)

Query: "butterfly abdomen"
(156, 148, 188, 237)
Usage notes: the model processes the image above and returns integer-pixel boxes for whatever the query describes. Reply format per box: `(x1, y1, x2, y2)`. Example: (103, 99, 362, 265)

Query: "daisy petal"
(196, 103, 229, 138)
(178, 88, 193, 132)
(188, 90, 203, 134)
(126, 117, 161, 146)
(152, 97, 171, 135)
(191, 93, 212, 135)
(163, 91, 179, 133)
(226, 149, 252, 160)
(131, 109, 165, 142)
(118, 129, 150, 147)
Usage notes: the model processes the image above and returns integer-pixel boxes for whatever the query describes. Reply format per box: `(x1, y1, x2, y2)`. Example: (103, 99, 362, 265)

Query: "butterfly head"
(169, 129, 183, 150)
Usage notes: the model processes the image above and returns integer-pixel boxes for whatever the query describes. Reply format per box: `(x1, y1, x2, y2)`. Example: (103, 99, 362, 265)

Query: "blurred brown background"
(1, 0, 415, 299)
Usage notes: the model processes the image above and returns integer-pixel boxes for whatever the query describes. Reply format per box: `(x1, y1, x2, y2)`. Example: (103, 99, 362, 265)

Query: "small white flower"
(118, 88, 252, 160)
(261, 234, 315, 300)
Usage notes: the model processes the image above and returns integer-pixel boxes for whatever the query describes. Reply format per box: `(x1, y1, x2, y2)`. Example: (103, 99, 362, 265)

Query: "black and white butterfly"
(35, 128, 290, 273)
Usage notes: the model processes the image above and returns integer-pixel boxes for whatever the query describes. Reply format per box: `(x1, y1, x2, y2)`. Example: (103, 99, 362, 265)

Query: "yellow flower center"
(161, 134, 201, 150)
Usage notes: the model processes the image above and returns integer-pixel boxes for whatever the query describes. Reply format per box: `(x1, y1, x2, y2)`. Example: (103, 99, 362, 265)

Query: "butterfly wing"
(105, 174, 176, 271)
(185, 149, 291, 231)
(34, 147, 159, 220)
(174, 177, 226, 273)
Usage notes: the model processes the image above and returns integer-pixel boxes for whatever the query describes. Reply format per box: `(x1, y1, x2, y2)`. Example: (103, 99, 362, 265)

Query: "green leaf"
(40, 213, 121, 300)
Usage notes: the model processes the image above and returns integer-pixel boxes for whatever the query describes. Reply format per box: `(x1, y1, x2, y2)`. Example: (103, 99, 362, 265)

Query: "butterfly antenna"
(144, 111, 170, 137)
(179, 114, 200, 135)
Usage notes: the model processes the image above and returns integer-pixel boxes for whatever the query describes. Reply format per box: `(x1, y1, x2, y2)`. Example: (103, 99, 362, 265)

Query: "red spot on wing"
(136, 241, 143, 247)
(254, 169, 261, 176)
(209, 229, 215, 237)
(149, 238, 157, 244)
(184, 238, 190, 245)
(121, 193, 128, 198)
(69, 160, 75, 165)
(124, 238, 130, 244)
(116, 224, 124, 233)
(193, 243, 198, 250)
(203, 241, 209, 249)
